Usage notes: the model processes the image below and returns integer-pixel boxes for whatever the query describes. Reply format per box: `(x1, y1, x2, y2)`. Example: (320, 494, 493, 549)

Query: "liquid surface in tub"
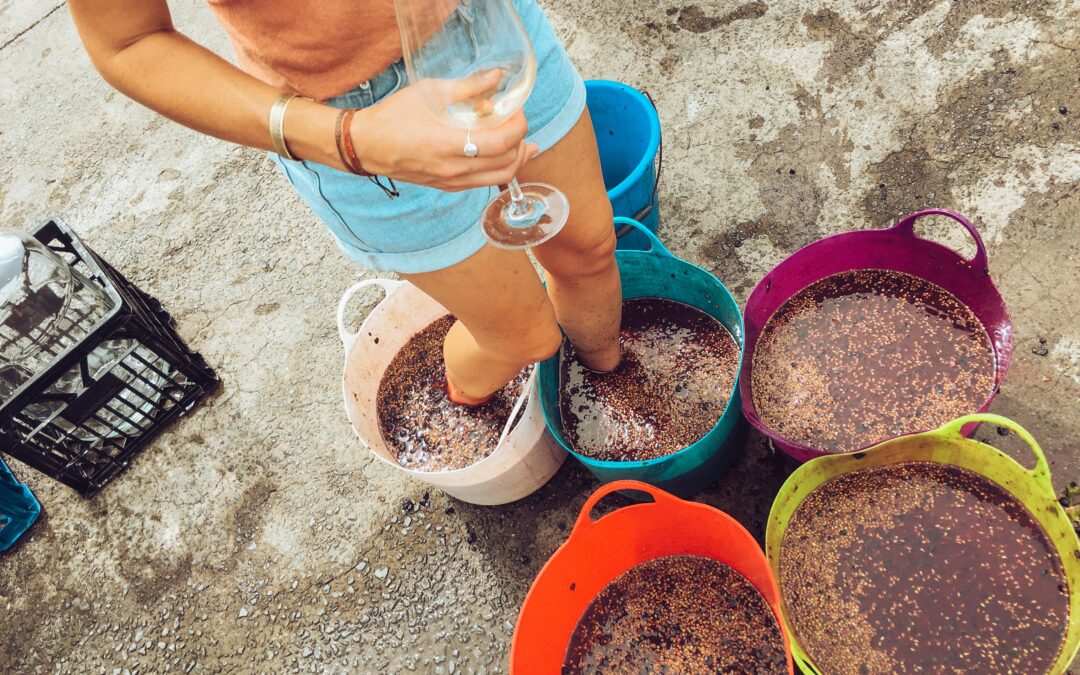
(780, 461, 1069, 675)
(377, 315, 530, 472)
(559, 297, 740, 462)
(751, 269, 996, 454)
(563, 554, 788, 674)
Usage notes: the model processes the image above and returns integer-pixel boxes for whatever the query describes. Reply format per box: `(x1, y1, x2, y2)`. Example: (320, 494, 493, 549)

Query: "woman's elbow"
(81, 28, 172, 93)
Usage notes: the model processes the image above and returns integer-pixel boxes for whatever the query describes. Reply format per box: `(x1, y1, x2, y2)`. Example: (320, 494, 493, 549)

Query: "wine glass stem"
(507, 178, 532, 218)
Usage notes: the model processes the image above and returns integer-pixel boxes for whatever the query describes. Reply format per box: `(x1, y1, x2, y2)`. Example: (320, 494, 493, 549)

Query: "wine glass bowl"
(395, 0, 569, 249)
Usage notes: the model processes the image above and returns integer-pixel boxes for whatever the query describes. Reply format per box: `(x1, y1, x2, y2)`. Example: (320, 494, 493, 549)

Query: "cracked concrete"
(0, 2, 65, 51)
(1, 0, 1078, 672)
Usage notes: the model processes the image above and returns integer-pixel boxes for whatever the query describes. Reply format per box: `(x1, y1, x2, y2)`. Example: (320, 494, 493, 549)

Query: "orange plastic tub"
(511, 480, 794, 673)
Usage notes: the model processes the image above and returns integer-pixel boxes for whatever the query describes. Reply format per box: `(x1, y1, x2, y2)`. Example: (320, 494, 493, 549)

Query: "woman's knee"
(541, 199, 617, 280)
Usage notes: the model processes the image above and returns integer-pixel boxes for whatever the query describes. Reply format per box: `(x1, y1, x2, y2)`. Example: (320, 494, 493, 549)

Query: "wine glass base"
(481, 182, 569, 250)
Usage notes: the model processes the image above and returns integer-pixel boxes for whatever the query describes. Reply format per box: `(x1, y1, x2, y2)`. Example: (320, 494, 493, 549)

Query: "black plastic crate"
(0, 218, 219, 496)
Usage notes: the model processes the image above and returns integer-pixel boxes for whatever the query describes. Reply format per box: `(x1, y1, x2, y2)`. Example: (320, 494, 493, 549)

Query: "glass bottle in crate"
(0, 230, 169, 438)
(0, 229, 115, 383)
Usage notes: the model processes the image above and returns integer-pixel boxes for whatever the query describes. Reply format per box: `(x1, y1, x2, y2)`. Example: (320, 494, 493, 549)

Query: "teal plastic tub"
(0, 457, 40, 553)
(537, 219, 745, 498)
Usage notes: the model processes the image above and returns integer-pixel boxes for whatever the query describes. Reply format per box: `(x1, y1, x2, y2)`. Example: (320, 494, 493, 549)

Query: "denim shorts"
(272, 0, 586, 274)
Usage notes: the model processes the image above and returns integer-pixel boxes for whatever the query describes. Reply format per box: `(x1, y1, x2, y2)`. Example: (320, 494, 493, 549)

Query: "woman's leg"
(522, 108, 623, 372)
(402, 245, 563, 403)
(402, 109, 619, 402)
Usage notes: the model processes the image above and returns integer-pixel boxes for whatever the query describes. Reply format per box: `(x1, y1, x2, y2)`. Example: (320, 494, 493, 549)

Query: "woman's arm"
(67, 0, 534, 190)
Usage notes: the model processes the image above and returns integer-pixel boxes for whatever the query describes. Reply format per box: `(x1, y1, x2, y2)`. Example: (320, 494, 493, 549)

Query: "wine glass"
(395, 0, 570, 249)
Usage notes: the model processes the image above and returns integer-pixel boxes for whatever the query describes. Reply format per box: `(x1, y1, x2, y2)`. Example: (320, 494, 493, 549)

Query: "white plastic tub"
(337, 279, 565, 505)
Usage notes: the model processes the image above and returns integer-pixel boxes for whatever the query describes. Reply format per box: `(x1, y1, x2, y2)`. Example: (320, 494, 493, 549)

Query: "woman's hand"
(350, 70, 539, 192)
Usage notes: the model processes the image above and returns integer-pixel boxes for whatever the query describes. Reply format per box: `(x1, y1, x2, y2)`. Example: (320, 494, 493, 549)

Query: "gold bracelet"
(269, 92, 304, 160)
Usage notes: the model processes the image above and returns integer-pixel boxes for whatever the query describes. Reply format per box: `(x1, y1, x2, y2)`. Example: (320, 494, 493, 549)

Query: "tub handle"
(573, 480, 680, 531)
(630, 89, 663, 225)
(495, 367, 535, 450)
(336, 278, 406, 355)
(940, 413, 1054, 495)
(614, 217, 675, 258)
(890, 209, 990, 274)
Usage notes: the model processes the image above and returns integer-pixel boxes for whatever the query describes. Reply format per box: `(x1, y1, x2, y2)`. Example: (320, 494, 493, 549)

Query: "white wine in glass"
(395, 0, 569, 249)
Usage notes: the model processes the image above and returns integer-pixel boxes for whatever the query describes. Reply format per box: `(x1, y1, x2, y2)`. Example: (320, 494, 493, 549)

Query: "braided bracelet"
(333, 108, 399, 198)
(335, 108, 373, 177)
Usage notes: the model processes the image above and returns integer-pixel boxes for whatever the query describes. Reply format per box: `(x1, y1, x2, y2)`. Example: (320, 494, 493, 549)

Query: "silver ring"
(463, 131, 479, 158)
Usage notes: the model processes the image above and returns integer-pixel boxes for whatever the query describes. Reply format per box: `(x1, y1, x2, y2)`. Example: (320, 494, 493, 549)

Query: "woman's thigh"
(401, 244, 559, 353)
(522, 108, 616, 276)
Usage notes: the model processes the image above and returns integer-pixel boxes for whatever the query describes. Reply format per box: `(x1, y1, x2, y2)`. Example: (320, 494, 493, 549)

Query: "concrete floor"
(1, 0, 1078, 671)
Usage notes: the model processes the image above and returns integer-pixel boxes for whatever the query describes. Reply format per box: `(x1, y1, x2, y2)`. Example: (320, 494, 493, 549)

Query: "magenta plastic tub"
(740, 209, 1014, 463)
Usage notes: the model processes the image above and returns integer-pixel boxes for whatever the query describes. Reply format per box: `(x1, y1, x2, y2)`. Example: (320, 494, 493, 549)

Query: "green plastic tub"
(766, 413, 1080, 674)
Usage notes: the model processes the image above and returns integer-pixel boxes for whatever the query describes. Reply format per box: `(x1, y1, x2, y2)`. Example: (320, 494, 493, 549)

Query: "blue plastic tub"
(585, 81, 662, 251)
(0, 457, 41, 552)
(538, 219, 746, 498)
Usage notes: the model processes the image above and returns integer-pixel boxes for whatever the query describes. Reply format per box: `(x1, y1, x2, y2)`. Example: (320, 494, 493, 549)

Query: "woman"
(69, 0, 621, 405)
